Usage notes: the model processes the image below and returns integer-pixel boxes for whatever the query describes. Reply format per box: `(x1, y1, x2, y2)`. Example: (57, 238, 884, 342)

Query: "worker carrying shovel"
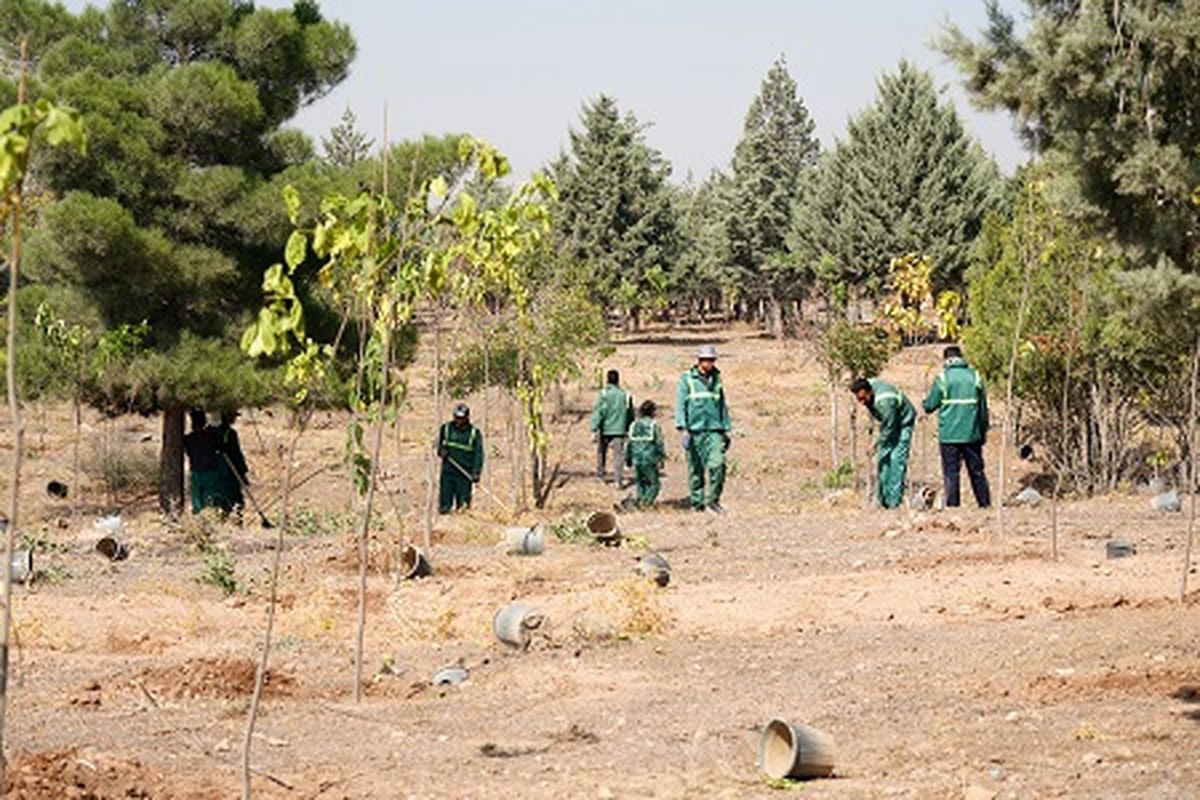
(851, 376, 916, 509)
(437, 403, 484, 514)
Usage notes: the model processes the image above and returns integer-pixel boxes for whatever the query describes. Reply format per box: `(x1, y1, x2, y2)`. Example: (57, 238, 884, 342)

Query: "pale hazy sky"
(62, 0, 1030, 179)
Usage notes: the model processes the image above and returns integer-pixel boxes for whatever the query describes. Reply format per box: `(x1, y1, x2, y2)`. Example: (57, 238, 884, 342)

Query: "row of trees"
(550, 57, 1002, 332)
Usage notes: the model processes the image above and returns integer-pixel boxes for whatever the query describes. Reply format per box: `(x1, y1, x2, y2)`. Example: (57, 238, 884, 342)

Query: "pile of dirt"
(3, 747, 214, 799)
(1028, 663, 1200, 704)
(137, 656, 294, 701)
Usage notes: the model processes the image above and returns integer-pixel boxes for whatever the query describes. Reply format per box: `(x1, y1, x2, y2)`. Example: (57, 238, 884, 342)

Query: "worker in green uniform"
(437, 403, 484, 514)
(923, 345, 991, 507)
(182, 408, 221, 514)
(214, 409, 249, 516)
(591, 369, 634, 487)
(851, 376, 916, 509)
(675, 344, 732, 513)
(625, 399, 666, 506)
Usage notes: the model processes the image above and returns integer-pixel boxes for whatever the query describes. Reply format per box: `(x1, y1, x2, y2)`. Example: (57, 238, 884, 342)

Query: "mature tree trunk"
(159, 404, 185, 516)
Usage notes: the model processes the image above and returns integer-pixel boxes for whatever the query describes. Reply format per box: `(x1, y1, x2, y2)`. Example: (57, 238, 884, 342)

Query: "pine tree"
(5, 0, 356, 512)
(792, 61, 1000, 296)
(725, 57, 819, 329)
(552, 95, 679, 325)
(940, 0, 1200, 271)
(672, 171, 731, 317)
(322, 106, 374, 168)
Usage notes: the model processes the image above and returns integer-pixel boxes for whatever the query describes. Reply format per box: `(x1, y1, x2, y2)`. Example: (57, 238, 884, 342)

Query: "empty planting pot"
(9, 550, 32, 585)
(759, 718, 836, 781)
(95, 536, 129, 562)
(635, 553, 671, 587)
(586, 510, 620, 544)
(399, 544, 433, 579)
(46, 481, 68, 499)
(432, 665, 468, 686)
(493, 602, 546, 650)
(1106, 538, 1136, 559)
(504, 526, 545, 556)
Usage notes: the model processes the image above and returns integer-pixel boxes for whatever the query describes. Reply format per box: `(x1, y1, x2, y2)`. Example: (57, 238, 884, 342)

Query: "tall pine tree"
(940, 0, 1200, 271)
(793, 61, 1000, 296)
(322, 106, 374, 168)
(553, 95, 679, 326)
(726, 57, 819, 333)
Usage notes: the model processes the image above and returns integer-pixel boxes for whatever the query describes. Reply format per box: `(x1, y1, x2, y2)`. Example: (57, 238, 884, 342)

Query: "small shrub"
(548, 514, 591, 543)
(822, 459, 854, 490)
(197, 544, 241, 596)
(609, 577, 669, 638)
(180, 508, 222, 550)
(82, 440, 158, 499)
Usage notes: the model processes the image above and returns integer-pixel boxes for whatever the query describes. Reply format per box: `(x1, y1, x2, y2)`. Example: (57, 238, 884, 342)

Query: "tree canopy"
(792, 61, 1000, 296)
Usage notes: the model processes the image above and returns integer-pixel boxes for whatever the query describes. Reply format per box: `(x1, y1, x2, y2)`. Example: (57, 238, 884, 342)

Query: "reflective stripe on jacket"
(921, 359, 989, 443)
(674, 366, 731, 432)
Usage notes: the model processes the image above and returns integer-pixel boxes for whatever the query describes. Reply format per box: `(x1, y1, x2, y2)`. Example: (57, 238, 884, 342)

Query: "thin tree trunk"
(241, 413, 306, 799)
(1179, 336, 1199, 601)
(355, 330, 391, 702)
(828, 378, 839, 468)
(0, 41, 29, 786)
(71, 394, 81, 521)
(423, 315, 442, 549)
(999, 199, 1036, 535)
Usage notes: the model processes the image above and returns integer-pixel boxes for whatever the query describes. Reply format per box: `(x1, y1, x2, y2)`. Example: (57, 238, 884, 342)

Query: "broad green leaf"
(284, 230, 307, 271)
(282, 184, 301, 225)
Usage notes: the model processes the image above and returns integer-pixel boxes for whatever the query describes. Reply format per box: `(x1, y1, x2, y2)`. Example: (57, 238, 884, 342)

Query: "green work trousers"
(190, 469, 223, 514)
(632, 461, 661, 506)
(438, 470, 473, 514)
(686, 431, 726, 509)
(876, 425, 913, 509)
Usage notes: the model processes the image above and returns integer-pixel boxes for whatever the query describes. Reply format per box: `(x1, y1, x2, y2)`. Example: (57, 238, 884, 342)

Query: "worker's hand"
(436, 447, 447, 459)
(722, 433, 731, 452)
(471, 474, 480, 484)
(681, 433, 691, 452)
(591, 432, 599, 443)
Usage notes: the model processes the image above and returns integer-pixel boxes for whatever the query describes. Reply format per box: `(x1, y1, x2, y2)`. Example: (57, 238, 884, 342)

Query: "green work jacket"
(438, 422, 484, 479)
(922, 359, 989, 444)
(867, 378, 916, 445)
(626, 417, 665, 466)
(674, 366, 731, 433)
(591, 385, 634, 437)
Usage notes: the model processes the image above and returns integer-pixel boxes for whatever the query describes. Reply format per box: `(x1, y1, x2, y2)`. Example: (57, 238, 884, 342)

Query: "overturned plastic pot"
(399, 544, 433, 579)
(493, 602, 546, 650)
(504, 526, 544, 556)
(432, 665, 468, 686)
(9, 550, 32, 585)
(1106, 538, 1136, 559)
(95, 536, 129, 562)
(759, 718, 836, 781)
(586, 511, 620, 546)
(635, 553, 671, 587)
(46, 480, 68, 499)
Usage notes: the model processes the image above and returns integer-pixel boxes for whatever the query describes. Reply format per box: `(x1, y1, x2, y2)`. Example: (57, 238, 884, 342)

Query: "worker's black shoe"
(706, 502, 726, 515)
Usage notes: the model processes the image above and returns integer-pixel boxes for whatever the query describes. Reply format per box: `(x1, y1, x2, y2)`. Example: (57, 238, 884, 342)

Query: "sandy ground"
(1, 327, 1198, 799)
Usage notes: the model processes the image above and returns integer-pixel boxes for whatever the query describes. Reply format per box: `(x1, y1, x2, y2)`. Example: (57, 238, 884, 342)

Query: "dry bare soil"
(2, 328, 1199, 799)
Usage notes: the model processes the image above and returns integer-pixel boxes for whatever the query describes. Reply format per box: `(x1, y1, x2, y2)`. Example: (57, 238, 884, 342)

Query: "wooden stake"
(1179, 336, 1199, 601)
(0, 39, 30, 788)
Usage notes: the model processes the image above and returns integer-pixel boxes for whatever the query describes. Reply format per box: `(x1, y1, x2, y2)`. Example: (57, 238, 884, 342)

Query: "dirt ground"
(2, 327, 1199, 799)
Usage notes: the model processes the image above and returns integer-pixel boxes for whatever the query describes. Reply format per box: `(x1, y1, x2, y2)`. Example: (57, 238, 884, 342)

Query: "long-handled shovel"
(445, 457, 513, 516)
(222, 453, 273, 529)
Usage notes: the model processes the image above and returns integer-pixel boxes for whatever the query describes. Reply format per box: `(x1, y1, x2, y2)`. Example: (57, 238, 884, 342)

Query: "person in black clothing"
(182, 408, 220, 513)
(214, 409, 249, 515)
